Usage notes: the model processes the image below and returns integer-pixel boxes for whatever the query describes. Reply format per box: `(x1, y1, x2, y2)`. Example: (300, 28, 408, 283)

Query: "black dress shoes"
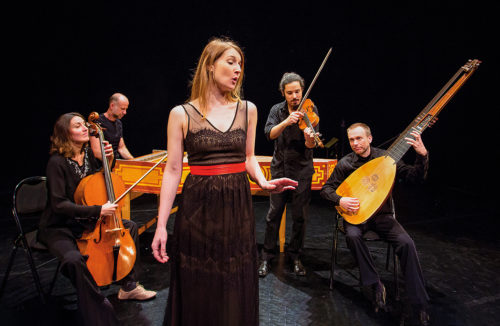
(258, 260, 270, 277)
(293, 259, 306, 276)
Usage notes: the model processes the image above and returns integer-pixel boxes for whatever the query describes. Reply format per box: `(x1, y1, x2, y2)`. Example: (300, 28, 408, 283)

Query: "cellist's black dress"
(165, 101, 259, 326)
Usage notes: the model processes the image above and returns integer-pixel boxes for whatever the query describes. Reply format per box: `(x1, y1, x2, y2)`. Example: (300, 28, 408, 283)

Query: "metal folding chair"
(330, 196, 400, 301)
(0, 176, 61, 304)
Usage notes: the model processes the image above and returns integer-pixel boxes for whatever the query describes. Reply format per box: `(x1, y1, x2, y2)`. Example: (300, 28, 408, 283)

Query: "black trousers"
(261, 178, 312, 262)
(344, 214, 429, 305)
(39, 219, 139, 326)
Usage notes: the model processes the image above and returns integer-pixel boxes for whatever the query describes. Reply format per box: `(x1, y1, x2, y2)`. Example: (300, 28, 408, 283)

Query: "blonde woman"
(152, 38, 297, 325)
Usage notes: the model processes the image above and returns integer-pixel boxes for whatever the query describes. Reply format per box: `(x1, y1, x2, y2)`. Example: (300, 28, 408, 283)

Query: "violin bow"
(296, 47, 333, 147)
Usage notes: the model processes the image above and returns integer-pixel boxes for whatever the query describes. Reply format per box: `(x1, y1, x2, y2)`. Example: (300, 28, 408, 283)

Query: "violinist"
(38, 112, 156, 326)
(259, 72, 320, 277)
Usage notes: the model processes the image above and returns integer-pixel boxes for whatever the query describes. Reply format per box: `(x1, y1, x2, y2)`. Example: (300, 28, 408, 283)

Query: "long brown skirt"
(164, 172, 259, 326)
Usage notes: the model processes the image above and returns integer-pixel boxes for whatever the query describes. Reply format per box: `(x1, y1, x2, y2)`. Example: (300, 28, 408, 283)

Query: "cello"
(74, 112, 136, 286)
(336, 59, 481, 225)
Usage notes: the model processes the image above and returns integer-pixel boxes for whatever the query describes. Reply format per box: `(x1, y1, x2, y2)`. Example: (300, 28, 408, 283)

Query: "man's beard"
(290, 102, 300, 111)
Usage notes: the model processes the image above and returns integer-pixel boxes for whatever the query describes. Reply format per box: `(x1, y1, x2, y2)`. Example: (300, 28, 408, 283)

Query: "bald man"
(91, 93, 134, 161)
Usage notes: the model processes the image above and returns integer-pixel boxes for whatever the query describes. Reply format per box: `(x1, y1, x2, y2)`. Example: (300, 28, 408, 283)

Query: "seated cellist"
(38, 112, 156, 326)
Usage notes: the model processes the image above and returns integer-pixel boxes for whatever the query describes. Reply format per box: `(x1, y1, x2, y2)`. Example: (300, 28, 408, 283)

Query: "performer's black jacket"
(40, 147, 102, 238)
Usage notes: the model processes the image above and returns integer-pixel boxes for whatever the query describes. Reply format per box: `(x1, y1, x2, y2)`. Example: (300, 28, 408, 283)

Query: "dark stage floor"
(0, 184, 499, 326)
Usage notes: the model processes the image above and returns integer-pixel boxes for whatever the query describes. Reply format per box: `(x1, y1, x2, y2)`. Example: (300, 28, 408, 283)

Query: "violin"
(74, 112, 136, 286)
(296, 98, 324, 147)
(298, 98, 320, 130)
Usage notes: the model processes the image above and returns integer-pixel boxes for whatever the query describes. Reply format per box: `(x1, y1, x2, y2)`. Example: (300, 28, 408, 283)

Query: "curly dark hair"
(279, 72, 304, 93)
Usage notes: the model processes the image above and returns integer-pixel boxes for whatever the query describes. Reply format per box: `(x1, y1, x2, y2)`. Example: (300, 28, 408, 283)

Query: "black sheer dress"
(165, 101, 259, 326)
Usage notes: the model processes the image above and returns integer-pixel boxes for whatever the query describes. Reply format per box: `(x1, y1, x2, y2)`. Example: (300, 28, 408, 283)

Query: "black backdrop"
(5, 2, 498, 209)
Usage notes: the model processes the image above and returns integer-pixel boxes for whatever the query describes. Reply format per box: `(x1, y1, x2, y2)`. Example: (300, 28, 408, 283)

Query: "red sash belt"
(189, 162, 246, 176)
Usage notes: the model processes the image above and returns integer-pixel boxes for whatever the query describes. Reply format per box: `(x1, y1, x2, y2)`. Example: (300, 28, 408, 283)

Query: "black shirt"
(40, 147, 102, 236)
(264, 100, 319, 180)
(321, 147, 429, 215)
(95, 113, 123, 159)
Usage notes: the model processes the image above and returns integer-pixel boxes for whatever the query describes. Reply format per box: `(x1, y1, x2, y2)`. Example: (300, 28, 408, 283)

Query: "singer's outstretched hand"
(260, 178, 298, 194)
